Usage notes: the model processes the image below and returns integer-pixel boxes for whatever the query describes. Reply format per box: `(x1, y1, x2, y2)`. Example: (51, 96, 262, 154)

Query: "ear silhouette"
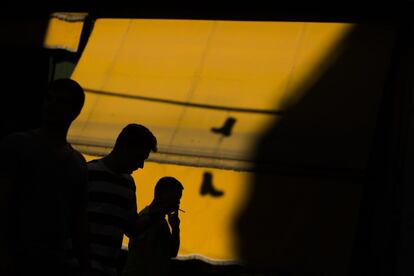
(200, 171, 224, 197)
(211, 117, 237, 137)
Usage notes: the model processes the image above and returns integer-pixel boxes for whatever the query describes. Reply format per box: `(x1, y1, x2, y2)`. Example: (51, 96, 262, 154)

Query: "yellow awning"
(43, 12, 87, 52)
(68, 19, 353, 171)
(57, 18, 355, 261)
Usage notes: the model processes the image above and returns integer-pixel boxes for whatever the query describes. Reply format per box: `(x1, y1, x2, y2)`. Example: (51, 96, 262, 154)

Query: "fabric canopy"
(44, 17, 361, 261)
(43, 12, 87, 52)
(67, 19, 352, 171)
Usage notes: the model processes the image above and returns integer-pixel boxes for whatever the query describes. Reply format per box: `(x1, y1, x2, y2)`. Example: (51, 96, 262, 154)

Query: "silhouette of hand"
(167, 210, 180, 229)
(150, 199, 173, 217)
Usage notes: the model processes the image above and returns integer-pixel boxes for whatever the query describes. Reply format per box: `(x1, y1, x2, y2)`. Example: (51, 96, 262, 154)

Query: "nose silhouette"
(200, 171, 224, 197)
(211, 117, 237, 137)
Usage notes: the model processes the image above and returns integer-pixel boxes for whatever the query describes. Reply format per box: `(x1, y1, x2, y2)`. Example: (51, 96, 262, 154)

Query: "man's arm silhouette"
(168, 210, 180, 257)
(125, 202, 170, 238)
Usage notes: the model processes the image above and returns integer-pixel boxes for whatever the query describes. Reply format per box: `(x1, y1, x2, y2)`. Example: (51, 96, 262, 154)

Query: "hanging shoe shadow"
(211, 117, 237, 137)
(200, 171, 224, 197)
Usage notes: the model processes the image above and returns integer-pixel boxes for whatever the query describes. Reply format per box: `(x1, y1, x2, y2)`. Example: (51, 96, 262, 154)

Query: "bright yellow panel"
(43, 16, 84, 52)
(69, 19, 353, 169)
(83, 154, 252, 260)
(72, 19, 352, 110)
(69, 91, 278, 164)
(69, 92, 185, 149)
(73, 19, 213, 98)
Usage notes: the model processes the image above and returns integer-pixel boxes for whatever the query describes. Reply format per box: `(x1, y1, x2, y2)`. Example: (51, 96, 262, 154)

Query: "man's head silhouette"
(42, 78, 85, 127)
(154, 176, 183, 214)
(110, 124, 157, 174)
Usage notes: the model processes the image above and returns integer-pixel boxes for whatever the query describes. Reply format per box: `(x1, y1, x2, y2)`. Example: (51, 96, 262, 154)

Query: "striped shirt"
(87, 159, 138, 276)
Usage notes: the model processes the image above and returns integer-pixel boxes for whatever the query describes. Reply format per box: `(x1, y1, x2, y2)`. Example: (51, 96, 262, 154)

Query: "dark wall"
(0, 14, 50, 138)
(234, 23, 402, 276)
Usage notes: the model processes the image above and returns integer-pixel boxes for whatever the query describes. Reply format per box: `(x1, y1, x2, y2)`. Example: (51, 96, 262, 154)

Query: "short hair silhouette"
(47, 78, 85, 120)
(154, 176, 184, 199)
(113, 123, 158, 152)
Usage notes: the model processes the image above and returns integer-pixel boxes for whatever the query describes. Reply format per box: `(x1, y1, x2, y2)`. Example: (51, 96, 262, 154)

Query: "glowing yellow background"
(45, 17, 353, 260)
(84, 154, 252, 260)
(67, 19, 352, 169)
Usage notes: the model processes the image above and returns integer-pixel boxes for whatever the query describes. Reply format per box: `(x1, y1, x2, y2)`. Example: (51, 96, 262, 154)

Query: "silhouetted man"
(123, 176, 183, 276)
(0, 78, 90, 276)
(87, 124, 166, 276)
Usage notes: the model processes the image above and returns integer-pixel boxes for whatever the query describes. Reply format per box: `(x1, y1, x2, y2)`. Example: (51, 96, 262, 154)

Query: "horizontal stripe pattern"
(88, 180, 135, 199)
(87, 160, 137, 276)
